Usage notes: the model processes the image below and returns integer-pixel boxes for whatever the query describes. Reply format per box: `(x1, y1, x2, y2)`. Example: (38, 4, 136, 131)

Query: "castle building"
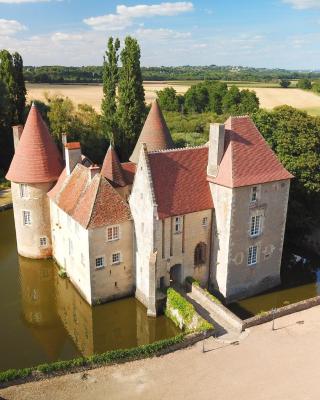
(7, 101, 293, 316)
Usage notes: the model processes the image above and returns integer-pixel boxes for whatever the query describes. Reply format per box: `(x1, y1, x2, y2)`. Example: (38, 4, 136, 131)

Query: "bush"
(279, 79, 291, 88)
(0, 335, 185, 384)
(297, 78, 312, 90)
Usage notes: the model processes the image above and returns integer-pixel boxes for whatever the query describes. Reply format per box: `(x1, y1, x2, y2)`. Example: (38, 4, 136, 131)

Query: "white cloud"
(283, 0, 320, 9)
(0, 18, 26, 36)
(51, 32, 84, 41)
(135, 27, 191, 39)
(84, 2, 194, 31)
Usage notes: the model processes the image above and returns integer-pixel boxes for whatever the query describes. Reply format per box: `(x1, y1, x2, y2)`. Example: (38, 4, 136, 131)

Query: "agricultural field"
(26, 82, 320, 116)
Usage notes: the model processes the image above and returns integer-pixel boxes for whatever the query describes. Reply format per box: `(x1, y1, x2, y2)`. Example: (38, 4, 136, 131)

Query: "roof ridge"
(148, 145, 207, 154)
(143, 144, 157, 206)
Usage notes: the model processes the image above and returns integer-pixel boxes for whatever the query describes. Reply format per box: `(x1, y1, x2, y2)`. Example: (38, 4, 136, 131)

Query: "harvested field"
(26, 83, 320, 116)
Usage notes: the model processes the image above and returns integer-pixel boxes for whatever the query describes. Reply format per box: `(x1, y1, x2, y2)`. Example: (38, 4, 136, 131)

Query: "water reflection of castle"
(19, 257, 177, 359)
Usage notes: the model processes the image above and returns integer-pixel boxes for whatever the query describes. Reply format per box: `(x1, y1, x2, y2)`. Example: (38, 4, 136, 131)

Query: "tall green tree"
(117, 36, 146, 160)
(12, 52, 26, 124)
(0, 50, 17, 124)
(157, 87, 180, 112)
(101, 37, 120, 144)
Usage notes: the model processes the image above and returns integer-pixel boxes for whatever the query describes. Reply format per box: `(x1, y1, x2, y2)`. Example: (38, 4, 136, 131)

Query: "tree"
(117, 36, 146, 160)
(101, 37, 120, 143)
(207, 81, 228, 114)
(253, 106, 320, 246)
(0, 79, 10, 171)
(238, 89, 259, 114)
(297, 78, 312, 90)
(280, 79, 291, 88)
(184, 84, 209, 113)
(157, 87, 180, 111)
(0, 50, 17, 124)
(12, 52, 26, 124)
(222, 85, 241, 114)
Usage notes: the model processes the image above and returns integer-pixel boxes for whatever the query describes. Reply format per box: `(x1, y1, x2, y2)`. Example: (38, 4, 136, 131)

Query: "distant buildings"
(6, 101, 293, 316)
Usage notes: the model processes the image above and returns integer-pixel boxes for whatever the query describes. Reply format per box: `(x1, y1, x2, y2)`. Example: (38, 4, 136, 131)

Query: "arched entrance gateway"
(170, 264, 182, 287)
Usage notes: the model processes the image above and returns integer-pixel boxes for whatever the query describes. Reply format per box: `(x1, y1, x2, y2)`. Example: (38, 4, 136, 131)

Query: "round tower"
(6, 104, 63, 259)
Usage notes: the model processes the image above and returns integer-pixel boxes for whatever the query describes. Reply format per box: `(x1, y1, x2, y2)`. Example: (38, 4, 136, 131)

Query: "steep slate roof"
(6, 104, 63, 183)
(101, 145, 127, 187)
(148, 147, 213, 219)
(130, 100, 174, 163)
(210, 116, 293, 188)
(49, 164, 131, 229)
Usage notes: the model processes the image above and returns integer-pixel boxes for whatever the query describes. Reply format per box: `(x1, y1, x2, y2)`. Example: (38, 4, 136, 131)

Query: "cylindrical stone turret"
(6, 104, 63, 259)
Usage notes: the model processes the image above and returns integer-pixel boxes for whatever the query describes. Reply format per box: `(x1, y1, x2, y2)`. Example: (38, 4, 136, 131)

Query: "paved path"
(2, 306, 320, 400)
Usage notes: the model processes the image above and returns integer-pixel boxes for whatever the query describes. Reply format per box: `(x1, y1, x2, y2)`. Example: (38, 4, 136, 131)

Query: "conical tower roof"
(6, 104, 63, 183)
(129, 100, 174, 163)
(101, 145, 127, 187)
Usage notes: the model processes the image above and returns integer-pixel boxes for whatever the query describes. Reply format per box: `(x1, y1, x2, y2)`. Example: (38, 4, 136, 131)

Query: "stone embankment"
(0, 189, 12, 212)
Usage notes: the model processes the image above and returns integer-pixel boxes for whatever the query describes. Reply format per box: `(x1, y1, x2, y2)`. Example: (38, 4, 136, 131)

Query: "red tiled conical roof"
(129, 100, 174, 163)
(101, 145, 127, 187)
(6, 104, 63, 184)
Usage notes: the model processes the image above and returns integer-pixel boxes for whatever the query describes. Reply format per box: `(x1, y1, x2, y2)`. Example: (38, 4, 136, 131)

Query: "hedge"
(0, 334, 185, 384)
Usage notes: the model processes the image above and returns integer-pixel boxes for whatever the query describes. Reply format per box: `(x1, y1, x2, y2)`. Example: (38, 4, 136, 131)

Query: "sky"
(0, 0, 320, 68)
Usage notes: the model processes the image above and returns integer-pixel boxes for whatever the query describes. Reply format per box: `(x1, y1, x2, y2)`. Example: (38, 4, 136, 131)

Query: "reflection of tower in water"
(19, 256, 66, 360)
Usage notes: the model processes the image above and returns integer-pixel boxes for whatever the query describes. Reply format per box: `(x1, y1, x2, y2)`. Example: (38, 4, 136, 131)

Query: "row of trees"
(157, 81, 259, 115)
(0, 50, 26, 173)
(23, 64, 320, 84)
(101, 37, 146, 160)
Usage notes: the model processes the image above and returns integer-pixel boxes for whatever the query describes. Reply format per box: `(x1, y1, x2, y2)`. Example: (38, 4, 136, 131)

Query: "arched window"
(194, 242, 207, 266)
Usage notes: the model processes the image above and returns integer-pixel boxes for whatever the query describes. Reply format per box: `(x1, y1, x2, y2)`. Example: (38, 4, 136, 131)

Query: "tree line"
(23, 64, 320, 84)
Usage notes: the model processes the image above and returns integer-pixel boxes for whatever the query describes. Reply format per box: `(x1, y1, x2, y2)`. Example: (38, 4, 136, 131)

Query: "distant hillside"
(23, 65, 320, 84)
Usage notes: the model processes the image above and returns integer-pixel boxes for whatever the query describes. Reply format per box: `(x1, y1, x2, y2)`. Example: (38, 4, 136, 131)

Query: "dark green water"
(0, 210, 179, 372)
(229, 256, 320, 320)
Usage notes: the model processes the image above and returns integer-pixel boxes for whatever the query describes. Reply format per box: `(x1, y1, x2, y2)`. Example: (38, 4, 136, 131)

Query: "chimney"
(61, 133, 67, 160)
(12, 125, 24, 151)
(207, 123, 225, 178)
(89, 165, 100, 181)
(65, 142, 82, 175)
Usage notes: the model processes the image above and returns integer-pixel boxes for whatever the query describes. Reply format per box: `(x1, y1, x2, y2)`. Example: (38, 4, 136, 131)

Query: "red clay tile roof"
(65, 142, 81, 150)
(121, 162, 136, 185)
(148, 147, 213, 219)
(209, 116, 293, 188)
(6, 104, 63, 183)
(101, 145, 127, 187)
(130, 100, 174, 163)
(49, 164, 131, 229)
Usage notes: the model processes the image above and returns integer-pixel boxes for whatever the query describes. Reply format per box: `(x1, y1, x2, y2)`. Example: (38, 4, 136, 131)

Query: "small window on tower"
(202, 217, 208, 227)
(20, 184, 28, 198)
(39, 237, 47, 247)
(22, 210, 31, 226)
(174, 216, 183, 234)
(251, 186, 258, 203)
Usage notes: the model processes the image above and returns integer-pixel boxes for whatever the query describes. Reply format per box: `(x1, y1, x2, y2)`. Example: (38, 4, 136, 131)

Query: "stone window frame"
(194, 242, 207, 266)
(174, 216, 183, 234)
(22, 210, 31, 226)
(248, 245, 258, 266)
(250, 214, 263, 237)
(19, 183, 29, 199)
(95, 256, 105, 269)
(111, 252, 121, 265)
(39, 236, 48, 247)
(107, 225, 120, 242)
(202, 217, 208, 227)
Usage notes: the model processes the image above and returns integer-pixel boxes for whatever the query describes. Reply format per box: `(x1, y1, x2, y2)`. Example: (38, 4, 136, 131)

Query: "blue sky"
(0, 0, 320, 68)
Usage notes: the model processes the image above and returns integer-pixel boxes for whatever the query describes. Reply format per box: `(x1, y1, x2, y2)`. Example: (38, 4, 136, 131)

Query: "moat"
(0, 210, 179, 372)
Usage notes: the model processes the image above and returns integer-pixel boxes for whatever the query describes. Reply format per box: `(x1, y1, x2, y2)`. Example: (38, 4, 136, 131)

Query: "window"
(68, 238, 73, 256)
(248, 246, 258, 266)
(95, 257, 105, 269)
(202, 217, 208, 227)
(194, 242, 207, 265)
(112, 252, 121, 264)
(19, 184, 28, 198)
(23, 210, 31, 226)
(107, 225, 120, 241)
(250, 215, 262, 237)
(174, 216, 183, 234)
(251, 186, 258, 203)
(39, 237, 47, 247)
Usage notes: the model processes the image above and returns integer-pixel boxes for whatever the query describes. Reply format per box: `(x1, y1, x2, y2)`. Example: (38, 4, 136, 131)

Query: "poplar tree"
(117, 36, 146, 160)
(101, 37, 120, 144)
(0, 50, 17, 124)
(12, 52, 26, 124)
